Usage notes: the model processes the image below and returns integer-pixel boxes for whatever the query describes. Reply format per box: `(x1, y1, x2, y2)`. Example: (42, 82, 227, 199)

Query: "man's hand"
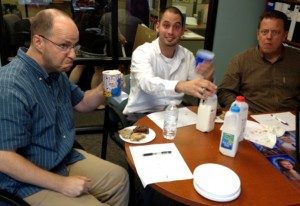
(59, 175, 92, 197)
(175, 78, 217, 99)
(195, 61, 214, 81)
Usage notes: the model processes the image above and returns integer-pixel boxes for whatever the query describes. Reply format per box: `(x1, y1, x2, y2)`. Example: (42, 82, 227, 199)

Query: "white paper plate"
(119, 126, 156, 144)
(193, 163, 241, 202)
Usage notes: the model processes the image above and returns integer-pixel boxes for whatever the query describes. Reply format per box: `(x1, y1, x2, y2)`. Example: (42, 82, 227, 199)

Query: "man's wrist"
(175, 81, 183, 93)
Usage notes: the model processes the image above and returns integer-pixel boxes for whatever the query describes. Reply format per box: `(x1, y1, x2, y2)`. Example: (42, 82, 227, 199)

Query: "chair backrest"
(132, 24, 157, 52)
(3, 14, 22, 47)
(0, 189, 30, 206)
(2, 14, 31, 62)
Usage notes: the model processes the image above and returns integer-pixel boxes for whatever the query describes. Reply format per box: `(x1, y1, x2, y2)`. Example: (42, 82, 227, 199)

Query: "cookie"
(118, 128, 133, 139)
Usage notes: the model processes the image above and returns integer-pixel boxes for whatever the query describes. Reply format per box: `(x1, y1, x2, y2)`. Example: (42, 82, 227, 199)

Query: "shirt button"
(63, 135, 67, 139)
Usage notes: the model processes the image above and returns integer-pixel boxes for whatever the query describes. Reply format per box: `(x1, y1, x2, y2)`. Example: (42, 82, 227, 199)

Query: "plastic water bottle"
(219, 106, 242, 157)
(231, 96, 249, 142)
(163, 101, 178, 140)
(196, 94, 218, 132)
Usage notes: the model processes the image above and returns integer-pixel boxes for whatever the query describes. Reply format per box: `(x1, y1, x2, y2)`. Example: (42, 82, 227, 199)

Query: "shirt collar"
(17, 48, 60, 84)
(154, 38, 185, 61)
(256, 44, 285, 63)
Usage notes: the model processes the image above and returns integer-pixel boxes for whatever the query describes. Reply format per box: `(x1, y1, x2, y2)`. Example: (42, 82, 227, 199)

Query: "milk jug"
(219, 106, 242, 157)
(231, 96, 249, 142)
(196, 94, 217, 132)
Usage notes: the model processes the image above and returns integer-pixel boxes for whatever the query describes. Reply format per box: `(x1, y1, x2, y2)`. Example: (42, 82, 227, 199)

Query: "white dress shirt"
(123, 38, 202, 114)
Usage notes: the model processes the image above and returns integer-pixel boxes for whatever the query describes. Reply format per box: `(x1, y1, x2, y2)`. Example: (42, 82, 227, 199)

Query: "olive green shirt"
(217, 46, 300, 113)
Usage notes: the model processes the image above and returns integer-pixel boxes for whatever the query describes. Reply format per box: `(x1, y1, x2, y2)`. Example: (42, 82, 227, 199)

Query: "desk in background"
(181, 28, 205, 55)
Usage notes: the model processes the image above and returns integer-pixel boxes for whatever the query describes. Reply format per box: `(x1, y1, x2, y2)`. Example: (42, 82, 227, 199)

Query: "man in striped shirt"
(0, 8, 129, 206)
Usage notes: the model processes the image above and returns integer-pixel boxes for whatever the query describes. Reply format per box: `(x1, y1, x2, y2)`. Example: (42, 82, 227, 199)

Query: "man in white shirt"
(123, 6, 217, 121)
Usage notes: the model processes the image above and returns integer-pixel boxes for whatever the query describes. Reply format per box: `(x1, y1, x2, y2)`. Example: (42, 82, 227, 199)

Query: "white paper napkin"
(244, 121, 285, 148)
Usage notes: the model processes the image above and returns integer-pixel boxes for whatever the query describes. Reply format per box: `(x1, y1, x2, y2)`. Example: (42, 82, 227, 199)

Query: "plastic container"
(219, 106, 242, 157)
(196, 94, 218, 132)
(163, 101, 178, 140)
(195, 49, 215, 68)
(231, 96, 249, 142)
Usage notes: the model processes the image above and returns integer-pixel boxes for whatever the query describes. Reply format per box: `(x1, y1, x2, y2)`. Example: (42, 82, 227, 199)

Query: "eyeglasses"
(259, 29, 281, 37)
(38, 35, 79, 52)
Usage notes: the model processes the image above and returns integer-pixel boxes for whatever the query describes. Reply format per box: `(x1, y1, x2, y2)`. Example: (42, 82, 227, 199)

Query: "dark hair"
(276, 158, 298, 172)
(159, 6, 184, 27)
(258, 10, 288, 31)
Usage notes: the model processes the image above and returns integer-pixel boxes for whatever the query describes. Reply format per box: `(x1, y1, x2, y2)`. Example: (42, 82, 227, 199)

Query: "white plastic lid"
(193, 163, 241, 202)
(196, 49, 215, 60)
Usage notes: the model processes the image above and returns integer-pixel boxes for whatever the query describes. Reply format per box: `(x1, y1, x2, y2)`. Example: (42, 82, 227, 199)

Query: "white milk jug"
(219, 106, 242, 157)
(196, 94, 218, 132)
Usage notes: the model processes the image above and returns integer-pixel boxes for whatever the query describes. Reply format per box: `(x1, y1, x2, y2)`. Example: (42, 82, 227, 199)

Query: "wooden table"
(125, 106, 300, 205)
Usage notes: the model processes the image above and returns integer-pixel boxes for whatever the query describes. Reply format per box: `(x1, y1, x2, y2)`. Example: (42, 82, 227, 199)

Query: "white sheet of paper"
(147, 107, 197, 129)
(251, 112, 295, 131)
(130, 143, 193, 187)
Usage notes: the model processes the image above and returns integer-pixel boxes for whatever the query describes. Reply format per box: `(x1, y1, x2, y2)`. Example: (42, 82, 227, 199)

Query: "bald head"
(27, 8, 79, 73)
(30, 9, 77, 38)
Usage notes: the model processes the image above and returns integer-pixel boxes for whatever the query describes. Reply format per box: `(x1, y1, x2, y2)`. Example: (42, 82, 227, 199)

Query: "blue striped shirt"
(0, 48, 85, 198)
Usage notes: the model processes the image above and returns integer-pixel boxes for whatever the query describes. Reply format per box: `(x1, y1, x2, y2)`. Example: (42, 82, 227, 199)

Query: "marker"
(143, 151, 172, 156)
(270, 114, 289, 126)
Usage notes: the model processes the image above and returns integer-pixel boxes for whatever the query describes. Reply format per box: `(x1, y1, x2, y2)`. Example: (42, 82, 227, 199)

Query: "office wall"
(212, 0, 265, 85)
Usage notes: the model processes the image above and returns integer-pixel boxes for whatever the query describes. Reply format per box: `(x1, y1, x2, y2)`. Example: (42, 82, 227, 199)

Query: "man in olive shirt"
(217, 10, 300, 113)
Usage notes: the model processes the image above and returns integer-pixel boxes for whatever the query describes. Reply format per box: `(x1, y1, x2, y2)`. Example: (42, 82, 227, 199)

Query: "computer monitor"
(295, 106, 300, 169)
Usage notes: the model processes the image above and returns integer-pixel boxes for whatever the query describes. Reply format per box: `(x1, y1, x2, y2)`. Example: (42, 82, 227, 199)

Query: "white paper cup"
(195, 49, 215, 67)
(102, 70, 121, 97)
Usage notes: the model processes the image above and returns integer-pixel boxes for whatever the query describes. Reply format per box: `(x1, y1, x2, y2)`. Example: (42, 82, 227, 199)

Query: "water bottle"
(196, 94, 218, 132)
(163, 101, 178, 140)
(219, 106, 242, 157)
(231, 96, 249, 142)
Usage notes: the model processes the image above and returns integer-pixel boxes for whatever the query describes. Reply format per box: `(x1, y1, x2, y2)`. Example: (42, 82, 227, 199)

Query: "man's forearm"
(74, 84, 105, 112)
(0, 150, 64, 193)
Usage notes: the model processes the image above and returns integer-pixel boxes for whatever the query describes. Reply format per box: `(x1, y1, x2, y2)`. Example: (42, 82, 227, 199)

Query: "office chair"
(2, 14, 31, 62)
(0, 189, 30, 206)
(100, 74, 138, 205)
(100, 24, 157, 159)
(101, 74, 131, 159)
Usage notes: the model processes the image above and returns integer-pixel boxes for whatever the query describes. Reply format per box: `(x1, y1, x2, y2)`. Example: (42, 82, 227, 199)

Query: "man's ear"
(32, 35, 44, 52)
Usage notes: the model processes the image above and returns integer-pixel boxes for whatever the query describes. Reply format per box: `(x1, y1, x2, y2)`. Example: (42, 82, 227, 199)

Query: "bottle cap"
(230, 105, 240, 113)
(236, 96, 245, 102)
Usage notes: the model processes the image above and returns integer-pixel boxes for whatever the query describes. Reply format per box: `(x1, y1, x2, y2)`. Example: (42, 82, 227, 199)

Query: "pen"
(270, 114, 289, 126)
(143, 151, 172, 156)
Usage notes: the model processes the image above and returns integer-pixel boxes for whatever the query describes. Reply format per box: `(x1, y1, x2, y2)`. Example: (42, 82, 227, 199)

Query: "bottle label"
(221, 132, 235, 150)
